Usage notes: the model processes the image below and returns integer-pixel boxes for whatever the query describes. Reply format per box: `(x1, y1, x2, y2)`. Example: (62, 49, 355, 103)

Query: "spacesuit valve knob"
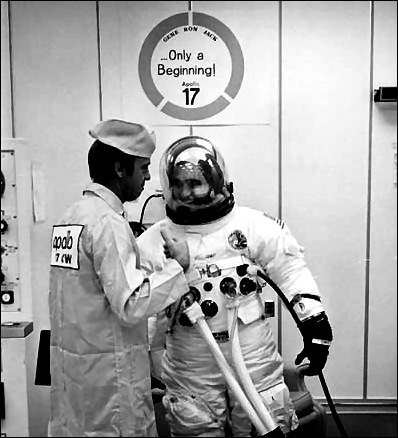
(181, 286, 201, 308)
(178, 287, 202, 326)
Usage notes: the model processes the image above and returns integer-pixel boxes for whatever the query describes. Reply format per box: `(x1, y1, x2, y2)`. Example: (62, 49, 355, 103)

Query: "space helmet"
(159, 136, 234, 225)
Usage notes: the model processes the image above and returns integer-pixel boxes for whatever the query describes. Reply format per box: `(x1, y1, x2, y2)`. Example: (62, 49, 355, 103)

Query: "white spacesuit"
(138, 136, 333, 437)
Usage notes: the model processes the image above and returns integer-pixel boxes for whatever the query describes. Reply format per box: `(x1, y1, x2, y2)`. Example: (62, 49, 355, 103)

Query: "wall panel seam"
(95, 1, 103, 121)
(363, 0, 376, 401)
(6, 1, 15, 137)
(277, 0, 283, 354)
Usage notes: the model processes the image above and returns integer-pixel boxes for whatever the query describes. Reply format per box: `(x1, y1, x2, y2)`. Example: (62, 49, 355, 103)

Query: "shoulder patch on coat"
(228, 230, 248, 250)
(50, 224, 84, 270)
(263, 212, 285, 229)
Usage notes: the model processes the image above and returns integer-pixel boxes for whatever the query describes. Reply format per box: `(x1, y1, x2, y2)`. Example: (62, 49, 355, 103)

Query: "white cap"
(89, 119, 156, 158)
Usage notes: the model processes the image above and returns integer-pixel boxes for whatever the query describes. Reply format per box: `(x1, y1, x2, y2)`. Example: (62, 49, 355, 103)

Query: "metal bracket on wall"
(374, 86, 397, 103)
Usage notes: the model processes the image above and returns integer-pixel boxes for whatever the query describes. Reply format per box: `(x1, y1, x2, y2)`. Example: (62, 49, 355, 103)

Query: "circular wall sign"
(138, 12, 244, 121)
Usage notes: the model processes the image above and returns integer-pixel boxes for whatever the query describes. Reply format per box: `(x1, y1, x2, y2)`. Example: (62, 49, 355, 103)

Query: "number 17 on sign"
(183, 87, 200, 105)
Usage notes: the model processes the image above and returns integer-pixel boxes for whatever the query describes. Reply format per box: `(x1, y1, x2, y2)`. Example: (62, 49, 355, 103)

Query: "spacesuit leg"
(257, 383, 299, 435)
(161, 336, 229, 437)
(161, 375, 228, 437)
(227, 390, 254, 437)
(227, 382, 298, 437)
(228, 318, 298, 436)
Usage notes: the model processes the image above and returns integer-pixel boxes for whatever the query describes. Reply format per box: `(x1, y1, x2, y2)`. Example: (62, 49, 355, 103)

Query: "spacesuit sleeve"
(252, 214, 325, 322)
(91, 214, 189, 325)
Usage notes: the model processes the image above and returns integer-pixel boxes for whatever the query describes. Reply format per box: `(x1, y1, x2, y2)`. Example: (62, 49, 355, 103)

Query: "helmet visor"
(160, 137, 229, 216)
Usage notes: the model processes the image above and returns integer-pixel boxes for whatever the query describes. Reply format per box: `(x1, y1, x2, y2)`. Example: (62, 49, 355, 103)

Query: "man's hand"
(160, 226, 190, 272)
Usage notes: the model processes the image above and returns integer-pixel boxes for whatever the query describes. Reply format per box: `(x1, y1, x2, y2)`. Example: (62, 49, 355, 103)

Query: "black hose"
(256, 270, 349, 438)
(139, 193, 163, 228)
(318, 371, 349, 438)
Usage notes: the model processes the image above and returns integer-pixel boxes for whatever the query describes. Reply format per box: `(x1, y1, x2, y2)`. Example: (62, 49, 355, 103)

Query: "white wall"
(281, 0, 372, 399)
(1, 1, 396, 435)
(2, 1, 101, 436)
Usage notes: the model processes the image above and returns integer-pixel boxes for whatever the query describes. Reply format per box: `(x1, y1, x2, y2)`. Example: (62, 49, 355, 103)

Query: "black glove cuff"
(301, 311, 333, 343)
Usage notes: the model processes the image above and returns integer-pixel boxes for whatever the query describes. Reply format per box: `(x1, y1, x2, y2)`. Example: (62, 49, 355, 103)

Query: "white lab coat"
(48, 183, 189, 437)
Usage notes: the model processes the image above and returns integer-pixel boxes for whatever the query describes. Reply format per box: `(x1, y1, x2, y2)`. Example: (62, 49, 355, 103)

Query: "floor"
(325, 413, 397, 438)
(154, 399, 398, 438)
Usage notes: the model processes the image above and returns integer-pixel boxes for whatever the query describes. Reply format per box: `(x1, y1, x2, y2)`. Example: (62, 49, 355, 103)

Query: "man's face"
(121, 156, 151, 202)
(172, 164, 211, 207)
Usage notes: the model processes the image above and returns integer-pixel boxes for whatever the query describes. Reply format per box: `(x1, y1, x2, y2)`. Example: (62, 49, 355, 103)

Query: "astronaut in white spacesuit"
(138, 135, 333, 437)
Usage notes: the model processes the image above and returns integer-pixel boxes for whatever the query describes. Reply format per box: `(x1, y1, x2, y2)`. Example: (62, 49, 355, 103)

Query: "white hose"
(185, 302, 268, 435)
(228, 305, 278, 432)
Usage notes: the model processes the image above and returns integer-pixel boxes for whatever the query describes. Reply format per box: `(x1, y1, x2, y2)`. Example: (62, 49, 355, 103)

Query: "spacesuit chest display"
(175, 250, 267, 334)
(197, 254, 265, 332)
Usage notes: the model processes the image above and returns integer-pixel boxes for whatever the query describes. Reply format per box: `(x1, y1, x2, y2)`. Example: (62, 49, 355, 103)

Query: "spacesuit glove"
(295, 311, 333, 376)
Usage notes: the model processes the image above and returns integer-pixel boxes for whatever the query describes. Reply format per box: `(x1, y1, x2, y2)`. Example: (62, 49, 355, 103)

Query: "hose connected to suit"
(183, 299, 284, 437)
(227, 305, 278, 432)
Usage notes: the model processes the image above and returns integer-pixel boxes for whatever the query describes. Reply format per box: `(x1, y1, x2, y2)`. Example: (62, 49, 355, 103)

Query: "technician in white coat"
(48, 119, 190, 437)
(138, 135, 333, 437)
